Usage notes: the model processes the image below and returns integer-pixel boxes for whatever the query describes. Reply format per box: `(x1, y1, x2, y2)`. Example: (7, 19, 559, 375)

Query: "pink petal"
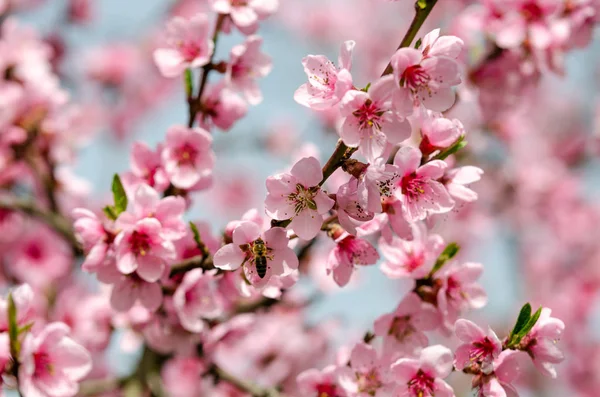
(213, 244, 246, 271)
(314, 190, 335, 215)
(454, 319, 486, 342)
(232, 221, 261, 245)
(139, 281, 163, 312)
(136, 255, 166, 282)
(290, 210, 323, 240)
(290, 156, 322, 187)
(394, 146, 421, 175)
(420, 345, 453, 378)
(117, 252, 138, 274)
(390, 358, 419, 382)
(153, 48, 186, 78)
(338, 40, 355, 70)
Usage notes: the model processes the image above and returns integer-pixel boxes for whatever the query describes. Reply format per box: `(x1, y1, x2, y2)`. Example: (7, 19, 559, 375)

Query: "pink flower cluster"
(0, 0, 585, 395)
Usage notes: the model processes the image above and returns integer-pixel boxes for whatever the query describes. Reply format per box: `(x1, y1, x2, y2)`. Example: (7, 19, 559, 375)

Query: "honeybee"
(251, 238, 269, 279)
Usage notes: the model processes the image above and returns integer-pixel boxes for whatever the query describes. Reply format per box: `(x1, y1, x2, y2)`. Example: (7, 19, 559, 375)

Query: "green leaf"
(518, 306, 542, 338)
(417, 0, 427, 9)
(184, 69, 193, 99)
(189, 222, 209, 255)
(361, 83, 371, 92)
(111, 174, 128, 216)
(414, 38, 422, 49)
(431, 136, 467, 161)
(18, 322, 34, 335)
(511, 303, 532, 338)
(430, 243, 460, 275)
(8, 292, 19, 358)
(189, 222, 202, 247)
(103, 205, 118, 221)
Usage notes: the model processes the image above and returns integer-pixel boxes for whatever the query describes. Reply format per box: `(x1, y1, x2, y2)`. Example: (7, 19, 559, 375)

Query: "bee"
(251, 238, 269, 279)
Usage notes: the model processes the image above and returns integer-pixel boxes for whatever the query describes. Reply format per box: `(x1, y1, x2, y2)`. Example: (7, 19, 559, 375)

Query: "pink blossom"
(265, 156, 334, 240)
(72, 208, 112, 273)
(213, 221, 298, 288)
(338, 342, 395, 396)
(161, 356, 207, 397)
(210, 0, 278, 32)
(153, 13, 214, 78)
(297, 366, 346, 397)
(443, 166, 483, 203)
(173, 269, 224, 332)
(438, 262, 487, 330)
(121, 141, 169, 194)
(161, 125, 215, 190)
(519, 308, 565, 378)
(374, 293, 439, 359)
(199, 82, 248, 131)
(484, 0, 564, 50)
(357, 158, 401, 213)
(19, 323, 92, 397)
(85, 44, 142, 86)
(226, 35, 272, 105)
(418, 111, 464, 157)
(393, 146, 455, 222)
(391, 345, 455, 397)
(326, 230, 379, 287)
(7, 226, 71, 288)
(454, 319, 502, 373)
(336, 178, 375, 235)
(338, 76, 412, 162)
(114, 218, 176, 282)
(380, 222, 444, 279)
(391, 29, 463, 112)
(52, 287, 112, 352)
(116, 183, 187, 240)
(110, 273, 163, 312)
(472, 350, 522, 397)
(294, 40, 355, 110)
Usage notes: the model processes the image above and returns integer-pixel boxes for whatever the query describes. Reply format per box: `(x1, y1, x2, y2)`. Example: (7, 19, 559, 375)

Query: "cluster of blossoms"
(1, 0, 591, 395)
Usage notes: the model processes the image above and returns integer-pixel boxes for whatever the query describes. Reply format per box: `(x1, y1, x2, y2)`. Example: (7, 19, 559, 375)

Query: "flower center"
(287, 183, 318, 214)
(404, 249, 425, 272)
(175, 143, 198, 166)
(129, 230, 152, 256)
(401, 65, 431, 91)
(390, 315, 416, 342)
(471, 337, 497, 363)
(316, 383, 338, 397)
(400, 174, 426, 200)
(357, 369, 382, 395)
(25, 242, 44, 261)
(376, 172, 400, 198)
(521, 1, 543, 21)
(178, 41, 203, 62)
(353, 99, 384, 130)
(33, 352, 54, 377)
(408, 370, 435, 397)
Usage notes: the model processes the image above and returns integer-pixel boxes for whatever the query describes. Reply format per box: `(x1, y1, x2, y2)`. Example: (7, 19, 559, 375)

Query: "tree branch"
(0, 198, 82, 255)
(187, 14, 227, 128)
(381, 0, 439, 76)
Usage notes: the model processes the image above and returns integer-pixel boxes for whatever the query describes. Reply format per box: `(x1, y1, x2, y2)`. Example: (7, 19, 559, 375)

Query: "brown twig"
(187, 14, 227, 128)
(0, 198, 82, 255)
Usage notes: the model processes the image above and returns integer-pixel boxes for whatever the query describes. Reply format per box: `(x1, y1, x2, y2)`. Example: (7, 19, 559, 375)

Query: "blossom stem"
(187, 14, 227, 128)
(381, 0, 439, 76)
(0, 198, 82, 255)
